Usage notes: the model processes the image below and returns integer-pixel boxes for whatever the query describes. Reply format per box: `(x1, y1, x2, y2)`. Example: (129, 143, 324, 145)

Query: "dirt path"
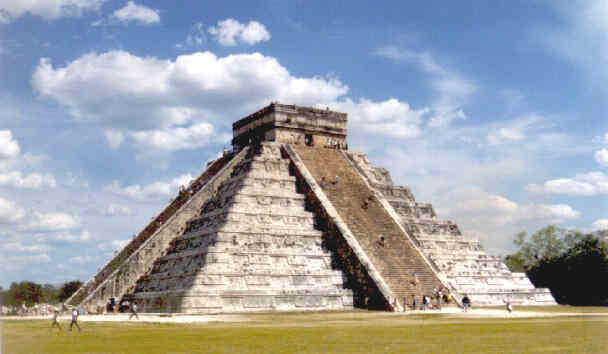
(3, 307, 607, 324)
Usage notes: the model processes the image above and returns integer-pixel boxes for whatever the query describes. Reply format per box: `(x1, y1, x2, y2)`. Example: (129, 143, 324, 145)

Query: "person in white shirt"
(129, 301, 139, 320)
(69, 308, 81, 332)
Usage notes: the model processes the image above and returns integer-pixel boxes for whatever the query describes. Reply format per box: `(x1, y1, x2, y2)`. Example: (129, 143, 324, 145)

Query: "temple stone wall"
(232, 103, 347, 149)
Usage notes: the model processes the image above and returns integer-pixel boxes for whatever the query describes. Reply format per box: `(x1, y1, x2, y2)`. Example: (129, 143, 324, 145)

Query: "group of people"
(49, 305, 82, 332)
(407, 287, 453, 311)
(49, 300, 139, 332)
(396, 290, 473, 312)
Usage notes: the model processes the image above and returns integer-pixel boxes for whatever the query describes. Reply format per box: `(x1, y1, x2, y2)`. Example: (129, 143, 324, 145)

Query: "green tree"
(507, 225, 567, 271)
(41, 284, 58, 304)
(5, 281, 43, 306)
(528, 235, 608, 305)
(504, 252, 526, 272)
(58, 281, 83, 302)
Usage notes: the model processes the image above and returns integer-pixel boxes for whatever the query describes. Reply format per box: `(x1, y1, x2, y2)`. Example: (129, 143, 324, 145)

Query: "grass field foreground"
(2, 310, 608, 353)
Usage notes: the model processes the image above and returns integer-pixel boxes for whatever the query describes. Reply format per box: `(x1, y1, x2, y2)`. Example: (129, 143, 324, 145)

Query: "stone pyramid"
(68, 103, 554, 313)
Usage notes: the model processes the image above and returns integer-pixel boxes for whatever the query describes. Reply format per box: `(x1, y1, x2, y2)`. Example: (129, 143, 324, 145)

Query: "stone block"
(242, 296, 273, 308)
(295, 296, 324, 307)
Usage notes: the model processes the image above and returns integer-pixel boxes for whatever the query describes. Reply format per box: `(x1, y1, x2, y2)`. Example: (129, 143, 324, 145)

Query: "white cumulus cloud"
(594, 148, 608, 167)
(98, 239, 129, 251)
(0, 197, 26, 223)
(0, 0, 104, 23)
(104, 129, 125, 149)
(0, 171, 56, 189)
(323, 98, 427, 138)
(440, 187, 579, 224)
(0, 130, 20, 158)
(130, 122, 216, 151)
(104, 204, 131, 216)
(111, 1, 159, 25)
(430, 186, 579, 254)
(24, 212, 81, 231)
(208, 19, 270, 46)
(0, 241, 50, 253)
(527, 171, 608, 196)
(592, 219, 608, 231)
(32, 50, 347, 151)
(106, 174, 193, 200)
(68, 255, 93, 264)
(52, 230, 92, 242)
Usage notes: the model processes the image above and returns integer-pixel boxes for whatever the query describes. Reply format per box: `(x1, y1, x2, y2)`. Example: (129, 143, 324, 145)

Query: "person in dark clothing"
(462, 295, 471, 312)
(411, 295, 417, 311)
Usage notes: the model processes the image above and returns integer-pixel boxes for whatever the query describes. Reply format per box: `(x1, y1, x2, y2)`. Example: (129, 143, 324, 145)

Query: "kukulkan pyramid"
(68, 103, 555, 313)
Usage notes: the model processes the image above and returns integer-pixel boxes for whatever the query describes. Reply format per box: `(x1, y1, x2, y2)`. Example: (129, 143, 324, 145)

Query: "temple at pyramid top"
(232, 102, 348, 149)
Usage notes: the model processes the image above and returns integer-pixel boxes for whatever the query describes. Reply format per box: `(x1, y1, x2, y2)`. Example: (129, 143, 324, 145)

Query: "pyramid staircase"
(344, 151, 555, 306)
(288, 146, 445, 307)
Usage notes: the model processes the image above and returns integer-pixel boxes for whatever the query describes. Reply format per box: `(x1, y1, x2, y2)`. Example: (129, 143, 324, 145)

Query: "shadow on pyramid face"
(289, 154, 389, 310)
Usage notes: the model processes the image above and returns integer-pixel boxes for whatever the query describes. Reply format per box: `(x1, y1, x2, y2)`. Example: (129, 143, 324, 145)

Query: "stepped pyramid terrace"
(68, 103, 555, 313)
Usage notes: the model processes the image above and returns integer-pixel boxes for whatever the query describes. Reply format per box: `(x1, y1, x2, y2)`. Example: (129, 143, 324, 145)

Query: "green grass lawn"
(2, 310, 607, 353)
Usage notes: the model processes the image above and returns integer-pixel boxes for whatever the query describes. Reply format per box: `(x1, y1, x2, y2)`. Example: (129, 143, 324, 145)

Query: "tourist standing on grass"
(506, 301, 513, 313)
(411, 295, 416, 311)
(437, 289, 443, 310)
(50, 308, 62, 331)
(129, 301, 139, 320)
(69, 308, 81, 332)
(462, 295, 471, 312)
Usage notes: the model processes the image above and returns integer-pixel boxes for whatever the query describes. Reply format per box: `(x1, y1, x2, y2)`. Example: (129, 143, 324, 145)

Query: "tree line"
(0, 280, 82, 307)
(505, 225, 608, 306)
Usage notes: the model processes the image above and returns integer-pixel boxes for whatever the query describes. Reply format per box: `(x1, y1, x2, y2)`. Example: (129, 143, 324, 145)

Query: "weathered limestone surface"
(345, 151, 555, 305)
(132, 144, 354, 313)
(233, 103, 348, 150)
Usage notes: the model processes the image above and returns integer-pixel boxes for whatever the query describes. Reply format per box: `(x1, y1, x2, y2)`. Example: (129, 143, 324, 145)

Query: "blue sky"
(1, 0, 607, 287)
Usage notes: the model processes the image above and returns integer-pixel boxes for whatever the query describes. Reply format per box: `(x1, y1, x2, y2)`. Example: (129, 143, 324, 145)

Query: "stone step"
(292, 145, 445, 301)
(184, 222, 323, 238)
(178, 228, 324, 242)
(159, 244, 332, 261)
(185, 211, 317, 234)
(199, 201, 312, 217)
(134, 289, 353, 298)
